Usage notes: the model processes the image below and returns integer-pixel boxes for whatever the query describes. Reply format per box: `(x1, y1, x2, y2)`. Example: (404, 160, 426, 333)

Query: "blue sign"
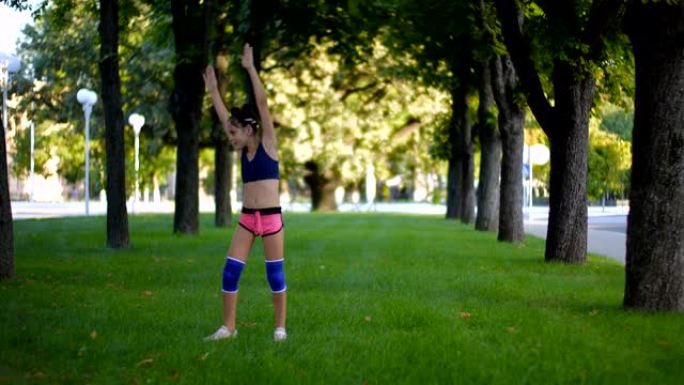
(522, 163, 530, 178)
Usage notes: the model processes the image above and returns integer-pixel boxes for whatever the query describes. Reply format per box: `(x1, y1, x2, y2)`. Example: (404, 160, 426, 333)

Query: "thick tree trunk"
(475, 60, 501, 231)
(457, 79, 475, 225)
(171, 0, 208, 234)
(461, 115, 475, 225)
(213, 55, 232, 228)
(494, 0, 617, 259)
(446, 88, 462, 220)
(491, 56, 524, 243)
(0, 118, 13, 280)
(445, 156, 462, 219)
(214, 119, 232, 227)
(545, 63, 594, 264)
(624, 1, 684, 311)
(303, 160, 337, 212)
(98, 0, 129, 248)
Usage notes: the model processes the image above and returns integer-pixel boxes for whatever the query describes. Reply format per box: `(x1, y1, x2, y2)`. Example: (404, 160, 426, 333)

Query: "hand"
(241, 43, 254, 69)
(203, 65, 218, 92)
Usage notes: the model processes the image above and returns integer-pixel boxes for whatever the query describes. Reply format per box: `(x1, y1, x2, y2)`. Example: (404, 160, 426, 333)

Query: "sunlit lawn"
(2, 213, 683, 384)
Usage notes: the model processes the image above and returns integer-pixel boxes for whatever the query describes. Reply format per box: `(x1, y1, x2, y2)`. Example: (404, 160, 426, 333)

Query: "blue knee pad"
(222, 257, 245, 293)
(265, 259, 287, 293)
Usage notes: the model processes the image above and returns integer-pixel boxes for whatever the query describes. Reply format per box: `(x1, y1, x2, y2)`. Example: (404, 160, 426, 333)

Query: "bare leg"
(263, 229, 286, 329)
(223, 225, 255, 331)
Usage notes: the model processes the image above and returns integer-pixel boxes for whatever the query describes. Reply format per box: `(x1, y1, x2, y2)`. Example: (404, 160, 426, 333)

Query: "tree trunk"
(456, 72, 476, 225)
(213, 55, 232, 227)
(98, 0, 129, 248)
(445, 156, 462, 219)
(491, 56, 524, 243)
(461, 112, 475, 225)
(303, 160, 338, 212)
(475, 59, 501, 231)
(545, 63, 593, 264)
(171, 0, 208, 235)
(214, 119, 232, 227)
(446, 86, 462, 220)
(0, 117, 13, 280)
(494, 0, 618, 261)
(624, 1, 684, 311)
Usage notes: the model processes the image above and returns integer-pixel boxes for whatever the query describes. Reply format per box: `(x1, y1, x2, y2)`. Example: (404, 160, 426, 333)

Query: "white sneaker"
(204, 326, 237, 341)
(274, 327, 287, 342)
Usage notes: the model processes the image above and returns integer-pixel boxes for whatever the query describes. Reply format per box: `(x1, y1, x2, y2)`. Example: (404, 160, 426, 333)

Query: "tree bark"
(171, 0, 208, 235)
(624, 1, 684, 311)
(0, 117, 13, 280)
(213, 117, 232, 227)
(303, 160, 338, 212)
(98, 0, 129, 248)
(475, 59, 501, 231)
(544, 63, 593, 263)
(213, 55, 232, 227)
(461, 103, 476, 225)
(494, 0, 614, 262)
(446, 84, 461, 219)
(491, 56, 524, 243)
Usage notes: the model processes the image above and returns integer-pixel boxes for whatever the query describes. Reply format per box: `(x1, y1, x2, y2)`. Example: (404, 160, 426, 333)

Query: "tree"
(0, 0, 32, 279)
(623, 0, 684, 311)
(475, 0, 524, 242)
(207, 0, 234, 227)
(382, 0, 477, 223)
(0, 111, 14, 280)
(15, 1, 177, 204)
(494, 0, 626, 263)
(491, 55, 525, 243)
(170, 0, 208, 234)
(587, 123, 630, 202)
(474, 0, 502, 232)
(98, 0, 129, 248)
(265, 41, 448, 211)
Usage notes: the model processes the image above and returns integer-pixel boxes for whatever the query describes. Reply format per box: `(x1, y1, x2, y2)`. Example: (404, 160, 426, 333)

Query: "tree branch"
(582, 0, 627, 61)
(494, 0, 554, 134)
(340, 81, 379, 102)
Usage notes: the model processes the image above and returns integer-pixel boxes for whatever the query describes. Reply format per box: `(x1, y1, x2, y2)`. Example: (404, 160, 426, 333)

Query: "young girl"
(203, 43, 287, 342)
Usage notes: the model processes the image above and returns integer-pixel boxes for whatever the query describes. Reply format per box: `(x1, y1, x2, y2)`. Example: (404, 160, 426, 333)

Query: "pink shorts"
(238, 207, 284, 237)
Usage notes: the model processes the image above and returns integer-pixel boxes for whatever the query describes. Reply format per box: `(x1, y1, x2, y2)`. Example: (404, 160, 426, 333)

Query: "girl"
(203, 43, 287, 342)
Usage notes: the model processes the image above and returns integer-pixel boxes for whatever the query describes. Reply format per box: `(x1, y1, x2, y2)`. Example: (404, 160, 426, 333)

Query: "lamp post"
(128, 113, 144, 214)
(0, 52, 20, 130)
(77, 88, 97, 216)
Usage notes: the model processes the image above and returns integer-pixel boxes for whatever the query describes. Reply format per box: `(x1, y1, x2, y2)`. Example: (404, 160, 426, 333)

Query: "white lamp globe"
(0, 52, 20, 73)
(128, 113, 145, 135)
(77, 88, 97, 106)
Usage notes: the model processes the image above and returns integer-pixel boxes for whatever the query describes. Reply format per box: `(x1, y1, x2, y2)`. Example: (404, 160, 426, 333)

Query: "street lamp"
(524, 143, 550, 213)
(0, 52, 20, 129)
(77, 88, 97, 216)
(128, 113, 144, 214)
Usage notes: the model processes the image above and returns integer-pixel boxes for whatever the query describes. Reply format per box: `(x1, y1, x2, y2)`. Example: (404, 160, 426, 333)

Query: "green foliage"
(4, 214, 684, 383)
(13, 0, 177, 198)
(265, 41, 449, 189)
(588, 119, 632, 201)
(600, 105, 633, 141)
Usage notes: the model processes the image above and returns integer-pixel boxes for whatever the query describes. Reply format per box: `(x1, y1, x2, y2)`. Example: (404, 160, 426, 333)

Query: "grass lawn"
(2, 213, 683, 384)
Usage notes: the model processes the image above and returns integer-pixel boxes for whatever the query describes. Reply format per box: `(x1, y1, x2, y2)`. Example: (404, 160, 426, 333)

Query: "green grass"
(2, 213, 683, 384)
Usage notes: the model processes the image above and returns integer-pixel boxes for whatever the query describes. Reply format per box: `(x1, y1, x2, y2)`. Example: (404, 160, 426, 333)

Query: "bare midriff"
(243, 179, 280, 208)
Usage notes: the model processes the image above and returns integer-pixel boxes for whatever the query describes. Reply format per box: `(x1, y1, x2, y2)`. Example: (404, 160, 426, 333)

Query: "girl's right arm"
(203, 65, 231, 132)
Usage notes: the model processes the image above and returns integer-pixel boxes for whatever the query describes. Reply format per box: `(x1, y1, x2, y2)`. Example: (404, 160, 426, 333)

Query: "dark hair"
(230, 104, 260, 132)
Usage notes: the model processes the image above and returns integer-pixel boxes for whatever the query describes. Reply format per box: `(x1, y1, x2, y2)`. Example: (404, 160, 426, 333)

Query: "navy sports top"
(241, 143, 280, 183)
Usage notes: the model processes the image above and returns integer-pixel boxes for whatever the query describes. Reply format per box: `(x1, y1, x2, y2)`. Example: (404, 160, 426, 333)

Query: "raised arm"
(241, 44, 276, 146)
(203, 65, 231, 132)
